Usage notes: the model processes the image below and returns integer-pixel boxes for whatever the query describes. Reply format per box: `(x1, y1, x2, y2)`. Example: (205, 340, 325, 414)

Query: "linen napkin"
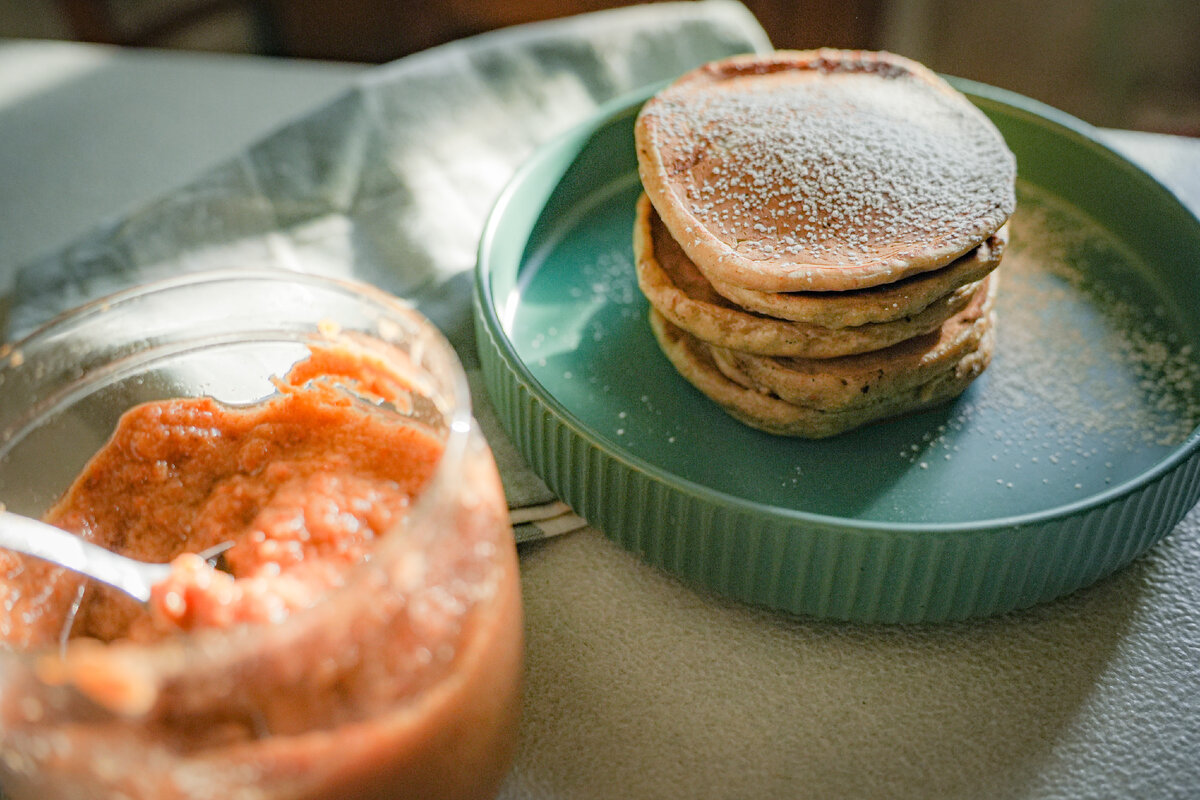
(5, 0, 772, 541)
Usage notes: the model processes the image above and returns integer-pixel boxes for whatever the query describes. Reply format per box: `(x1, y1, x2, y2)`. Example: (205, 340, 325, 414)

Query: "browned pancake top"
(636, 49, 1016, 292)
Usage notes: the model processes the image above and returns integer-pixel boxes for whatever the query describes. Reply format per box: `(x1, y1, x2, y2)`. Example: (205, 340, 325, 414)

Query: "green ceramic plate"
(474, 79, 1200, 622)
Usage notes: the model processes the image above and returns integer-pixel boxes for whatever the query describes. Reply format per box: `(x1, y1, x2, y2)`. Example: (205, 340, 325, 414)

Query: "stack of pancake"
(633, 49, 1016, 438)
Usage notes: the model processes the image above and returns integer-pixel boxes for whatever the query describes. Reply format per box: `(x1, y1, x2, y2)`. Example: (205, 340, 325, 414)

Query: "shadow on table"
(507, 515, 1180, 800)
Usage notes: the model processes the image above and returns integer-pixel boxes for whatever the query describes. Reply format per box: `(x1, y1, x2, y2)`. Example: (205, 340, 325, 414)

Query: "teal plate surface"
(475, 80, 1200, 622)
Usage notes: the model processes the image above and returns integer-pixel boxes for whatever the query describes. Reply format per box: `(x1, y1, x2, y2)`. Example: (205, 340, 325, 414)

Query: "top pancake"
(635, 49, 1017, 293)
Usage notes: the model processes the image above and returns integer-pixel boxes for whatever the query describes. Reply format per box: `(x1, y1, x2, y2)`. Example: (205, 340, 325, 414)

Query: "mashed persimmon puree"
(0, 338, 522, 800)
(11, 343, 441, 644)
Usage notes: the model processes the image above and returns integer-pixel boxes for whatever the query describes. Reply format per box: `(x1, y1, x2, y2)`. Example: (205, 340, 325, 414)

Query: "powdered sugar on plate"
(897, 181, 1200, 488)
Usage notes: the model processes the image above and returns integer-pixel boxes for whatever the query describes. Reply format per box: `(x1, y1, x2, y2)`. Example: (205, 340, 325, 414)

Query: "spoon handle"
(0, 511, 169, 603)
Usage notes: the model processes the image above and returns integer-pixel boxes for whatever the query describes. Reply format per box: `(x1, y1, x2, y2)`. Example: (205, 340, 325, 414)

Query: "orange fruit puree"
(0, 341, 522, 800)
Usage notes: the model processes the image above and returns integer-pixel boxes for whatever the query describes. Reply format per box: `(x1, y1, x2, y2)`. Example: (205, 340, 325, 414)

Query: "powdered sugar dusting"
(897, 182, 1200, 486)
(991, 185, 1200, 446)
(641, 69, 1015, 269)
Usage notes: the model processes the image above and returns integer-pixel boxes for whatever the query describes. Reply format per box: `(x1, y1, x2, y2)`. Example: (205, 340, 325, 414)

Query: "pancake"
(635, 49, 1016, 293)
(639, 191, 1007, 327)
(633, 192, 980, 358)
(710, 274, 997, 411)
(706, 225, 1006, 327)
(649, 308, 996, 439)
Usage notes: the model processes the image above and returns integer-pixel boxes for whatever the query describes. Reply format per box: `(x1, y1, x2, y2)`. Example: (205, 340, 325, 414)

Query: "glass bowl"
(0, 269, 522, 800)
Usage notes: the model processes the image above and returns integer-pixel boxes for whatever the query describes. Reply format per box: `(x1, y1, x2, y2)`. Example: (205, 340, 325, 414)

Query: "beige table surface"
(1, 35, 1198, 800)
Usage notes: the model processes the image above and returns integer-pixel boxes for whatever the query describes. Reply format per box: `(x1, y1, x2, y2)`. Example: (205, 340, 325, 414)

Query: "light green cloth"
(9, 0, 770, 351)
